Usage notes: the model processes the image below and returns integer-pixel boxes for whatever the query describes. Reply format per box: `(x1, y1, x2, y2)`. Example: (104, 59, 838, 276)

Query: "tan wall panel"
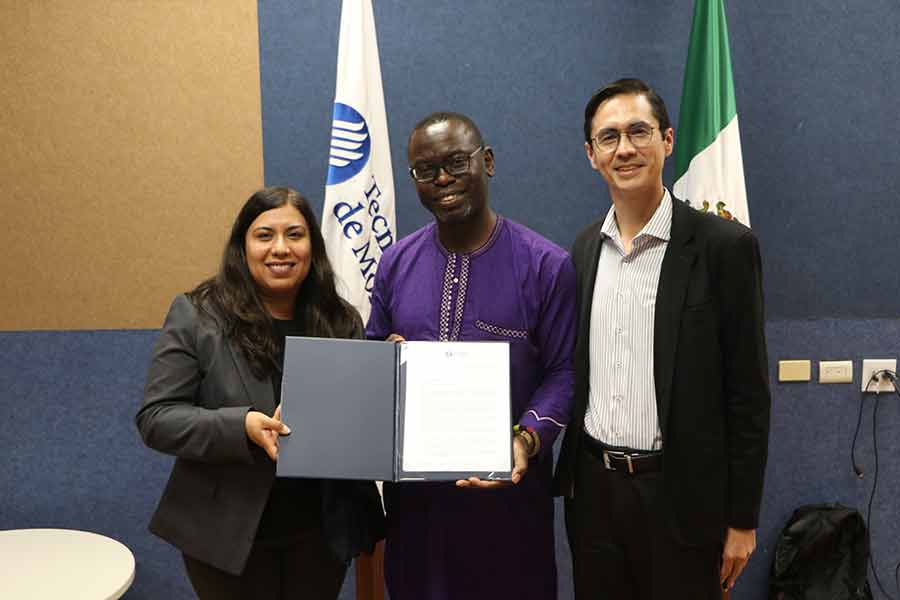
(0, 1, 264, 330)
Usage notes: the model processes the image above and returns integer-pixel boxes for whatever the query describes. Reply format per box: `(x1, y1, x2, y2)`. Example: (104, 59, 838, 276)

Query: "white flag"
(322, 0, 396, 324)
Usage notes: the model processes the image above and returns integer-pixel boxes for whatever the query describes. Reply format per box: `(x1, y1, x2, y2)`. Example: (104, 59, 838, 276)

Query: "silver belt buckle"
(602, 450, 635, 474)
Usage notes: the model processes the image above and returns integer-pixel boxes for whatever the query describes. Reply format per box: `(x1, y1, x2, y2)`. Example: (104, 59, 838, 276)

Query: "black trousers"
(182, 528, 347, 600)
(565, 446, 722, 600)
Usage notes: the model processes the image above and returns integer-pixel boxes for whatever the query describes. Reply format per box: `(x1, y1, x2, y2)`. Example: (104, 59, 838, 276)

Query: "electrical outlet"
(860, 359, 896, 393)
(819, 360, 853, 383)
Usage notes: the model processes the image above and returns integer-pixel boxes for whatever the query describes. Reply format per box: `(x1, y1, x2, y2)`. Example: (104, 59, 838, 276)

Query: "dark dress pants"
(565, 446, 722, 600)
(183, 528, 347, 600)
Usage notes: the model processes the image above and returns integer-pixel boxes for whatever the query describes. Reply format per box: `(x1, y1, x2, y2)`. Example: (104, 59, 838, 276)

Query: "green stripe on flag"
(674, 0, 737, 182)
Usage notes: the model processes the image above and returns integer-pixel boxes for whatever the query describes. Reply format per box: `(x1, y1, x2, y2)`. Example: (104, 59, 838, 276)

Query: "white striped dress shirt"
(584, 190, 672, 451)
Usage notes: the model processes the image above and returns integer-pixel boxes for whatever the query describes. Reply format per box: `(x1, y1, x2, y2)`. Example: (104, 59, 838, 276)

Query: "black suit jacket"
(137, 294, 384, 575)
(555, 197, 771, 546)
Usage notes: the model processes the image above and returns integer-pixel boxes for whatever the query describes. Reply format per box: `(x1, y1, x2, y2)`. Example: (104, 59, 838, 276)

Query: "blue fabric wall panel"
(258, 0, 900, 319)
(747, 319, 900, 599)
(728, 1, 900, 319)
(0, 331, 190, 598)
(0, 330, 357, 599)
(3, 322, 899, 599)
(258, 1, 692, 250)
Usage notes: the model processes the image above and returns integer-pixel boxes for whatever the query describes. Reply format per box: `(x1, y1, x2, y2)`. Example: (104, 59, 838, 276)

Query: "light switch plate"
(819, 360, 853, 383)
(779, 360, 811, 382)
(861, 359, 896, 392)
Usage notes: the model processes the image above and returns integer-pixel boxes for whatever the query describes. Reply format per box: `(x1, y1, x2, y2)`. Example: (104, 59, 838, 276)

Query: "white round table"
(0, 529, 135, 599)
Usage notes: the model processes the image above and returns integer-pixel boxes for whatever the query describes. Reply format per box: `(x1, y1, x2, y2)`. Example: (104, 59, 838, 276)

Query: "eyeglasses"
(409, 146, 484, 183)
(591, 124, 657, 154)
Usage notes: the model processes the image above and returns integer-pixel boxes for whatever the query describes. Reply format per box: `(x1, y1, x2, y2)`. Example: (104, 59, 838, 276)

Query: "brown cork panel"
(0, 1, 264, 330)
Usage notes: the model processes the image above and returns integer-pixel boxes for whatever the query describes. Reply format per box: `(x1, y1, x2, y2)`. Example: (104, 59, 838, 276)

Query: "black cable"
(896, 561, 900, 600)
(882, 371, 900, 598)
(851, 390, 867, 478)
(859, 370, 900, 600)
(867, 391, 892, 600)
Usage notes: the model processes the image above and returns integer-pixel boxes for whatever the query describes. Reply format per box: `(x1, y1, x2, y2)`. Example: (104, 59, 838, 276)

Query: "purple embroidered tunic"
(367, 216, 576, 600)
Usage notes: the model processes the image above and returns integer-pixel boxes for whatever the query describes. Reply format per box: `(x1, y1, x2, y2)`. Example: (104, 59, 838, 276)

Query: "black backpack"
(769, 503, 873, 599)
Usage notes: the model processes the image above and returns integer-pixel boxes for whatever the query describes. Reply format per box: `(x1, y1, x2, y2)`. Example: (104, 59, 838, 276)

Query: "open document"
(277, 337, 512, 482)
(400, 342, 510, 475)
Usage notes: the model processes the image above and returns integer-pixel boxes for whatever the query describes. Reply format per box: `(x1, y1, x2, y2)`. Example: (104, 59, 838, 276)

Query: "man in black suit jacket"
(554, 78, 770, 599)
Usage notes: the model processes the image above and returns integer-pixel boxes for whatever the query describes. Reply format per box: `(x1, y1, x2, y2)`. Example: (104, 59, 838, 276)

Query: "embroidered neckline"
(432, 215, 504, 259)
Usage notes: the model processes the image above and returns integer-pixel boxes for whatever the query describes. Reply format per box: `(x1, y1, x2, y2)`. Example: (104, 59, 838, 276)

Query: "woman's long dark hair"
(188, 186, 361, 379)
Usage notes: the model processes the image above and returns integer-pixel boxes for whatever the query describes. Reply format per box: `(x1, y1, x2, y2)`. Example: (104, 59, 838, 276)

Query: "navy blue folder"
(276, 337, 512, 482)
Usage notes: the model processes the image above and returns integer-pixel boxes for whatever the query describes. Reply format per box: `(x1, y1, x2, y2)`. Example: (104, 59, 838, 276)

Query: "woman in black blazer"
(137, 186, 384, 599)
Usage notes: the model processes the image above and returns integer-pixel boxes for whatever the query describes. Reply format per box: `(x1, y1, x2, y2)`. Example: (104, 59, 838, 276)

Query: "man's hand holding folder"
(388, 333, 525, 488)
(455, 433, 529, 488)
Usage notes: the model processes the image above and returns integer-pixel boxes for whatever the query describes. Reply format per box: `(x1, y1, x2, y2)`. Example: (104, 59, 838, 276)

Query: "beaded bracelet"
(513, 424, 540, 458)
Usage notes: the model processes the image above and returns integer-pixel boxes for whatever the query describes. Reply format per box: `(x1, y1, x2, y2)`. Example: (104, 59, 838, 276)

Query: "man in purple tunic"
(366, 112, 576, 599)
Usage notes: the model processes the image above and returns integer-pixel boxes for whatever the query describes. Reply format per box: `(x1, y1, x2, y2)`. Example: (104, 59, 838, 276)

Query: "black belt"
(582, 434, 663, 475)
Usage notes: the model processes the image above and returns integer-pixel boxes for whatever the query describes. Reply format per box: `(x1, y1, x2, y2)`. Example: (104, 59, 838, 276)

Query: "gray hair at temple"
(409, 111, 485, 146)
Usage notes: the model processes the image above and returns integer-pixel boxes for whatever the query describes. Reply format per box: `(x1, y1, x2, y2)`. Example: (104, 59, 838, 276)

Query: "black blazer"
(555, 197, 771, 546)
(137, 294, 384, 575)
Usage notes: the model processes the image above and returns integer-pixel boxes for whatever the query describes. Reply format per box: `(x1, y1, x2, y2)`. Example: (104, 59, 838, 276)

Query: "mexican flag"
(673, 0, 749, 226)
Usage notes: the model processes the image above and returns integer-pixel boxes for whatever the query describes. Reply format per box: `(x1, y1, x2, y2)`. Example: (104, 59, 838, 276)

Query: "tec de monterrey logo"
(326, 102, 371, 185)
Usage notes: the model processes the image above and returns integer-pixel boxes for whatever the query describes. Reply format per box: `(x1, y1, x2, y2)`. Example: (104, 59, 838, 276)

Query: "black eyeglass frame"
(408, 146, 485, 183)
